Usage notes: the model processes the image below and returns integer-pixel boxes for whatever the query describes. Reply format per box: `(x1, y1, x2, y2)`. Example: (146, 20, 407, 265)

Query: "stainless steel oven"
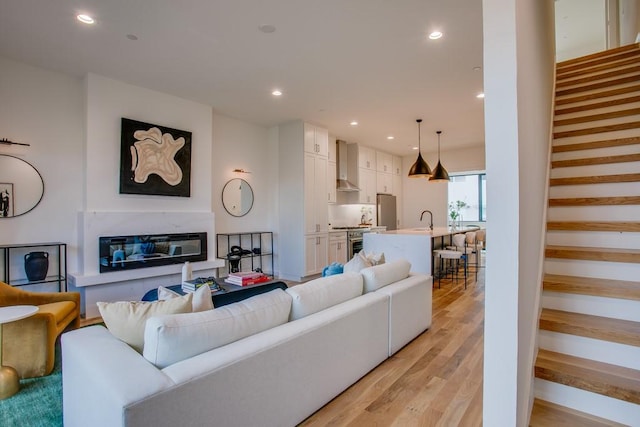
(347, 229, 368, 259)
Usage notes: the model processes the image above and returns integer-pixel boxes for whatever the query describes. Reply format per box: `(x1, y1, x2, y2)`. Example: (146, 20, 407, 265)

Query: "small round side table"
(0, 305, 38, 399)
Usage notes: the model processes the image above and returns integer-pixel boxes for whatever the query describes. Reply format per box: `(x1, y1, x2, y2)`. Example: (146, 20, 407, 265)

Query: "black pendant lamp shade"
(429, 130, 450, 181)
(408, 119, 431, 177)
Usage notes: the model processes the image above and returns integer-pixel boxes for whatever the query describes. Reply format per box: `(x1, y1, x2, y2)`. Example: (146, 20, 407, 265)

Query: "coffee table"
(142, 277, 288, 307)
(0, 305, 39, 399)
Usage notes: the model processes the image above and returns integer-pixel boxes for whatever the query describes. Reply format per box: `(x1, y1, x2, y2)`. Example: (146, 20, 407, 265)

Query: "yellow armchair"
(0, 281, 80, 378)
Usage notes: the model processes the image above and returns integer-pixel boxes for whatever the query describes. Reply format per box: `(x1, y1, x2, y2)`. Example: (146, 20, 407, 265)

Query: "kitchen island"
(363, 226, 481, 276)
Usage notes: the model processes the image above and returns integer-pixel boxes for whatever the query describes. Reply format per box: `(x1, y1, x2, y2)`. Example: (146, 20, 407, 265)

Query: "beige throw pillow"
(97, 294, 193, 353)
(158, 284, 213, 312)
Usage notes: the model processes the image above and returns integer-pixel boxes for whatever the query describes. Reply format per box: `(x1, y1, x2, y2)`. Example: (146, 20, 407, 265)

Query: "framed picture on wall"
(0, 183, 14, 217)
(119, 118, 192, 197)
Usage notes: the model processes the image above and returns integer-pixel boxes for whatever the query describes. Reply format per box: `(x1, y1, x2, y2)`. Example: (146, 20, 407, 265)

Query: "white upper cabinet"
(392, 155, 403, 175)
(304, 123, 328, 157)
(357, 145, 376, 170)
(376, 171, 392, 195)
(376, 151, 393, 174)
(328, 136, 337, 163)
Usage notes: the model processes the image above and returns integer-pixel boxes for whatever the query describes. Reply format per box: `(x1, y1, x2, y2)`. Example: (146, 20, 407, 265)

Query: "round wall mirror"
(0, 154, 44, 218)
(222, 178, 254, 217)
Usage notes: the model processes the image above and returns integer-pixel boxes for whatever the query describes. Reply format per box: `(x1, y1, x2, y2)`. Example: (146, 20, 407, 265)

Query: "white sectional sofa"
(62, 260, 432, 427)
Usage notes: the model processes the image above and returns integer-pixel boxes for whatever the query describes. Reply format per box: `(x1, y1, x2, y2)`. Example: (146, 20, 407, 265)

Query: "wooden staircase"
(530, 43, 640, 426)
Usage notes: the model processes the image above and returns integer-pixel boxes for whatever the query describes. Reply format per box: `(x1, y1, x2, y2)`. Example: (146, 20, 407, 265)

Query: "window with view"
(448, 173, 486, 222)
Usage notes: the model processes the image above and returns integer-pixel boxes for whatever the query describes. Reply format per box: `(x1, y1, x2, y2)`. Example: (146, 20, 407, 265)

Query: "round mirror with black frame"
(222, 178, 254, 217)
(0, 154, 44, 218)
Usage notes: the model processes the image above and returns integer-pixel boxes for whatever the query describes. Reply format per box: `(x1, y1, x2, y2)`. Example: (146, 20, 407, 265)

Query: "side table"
(0, 305, 38, 399)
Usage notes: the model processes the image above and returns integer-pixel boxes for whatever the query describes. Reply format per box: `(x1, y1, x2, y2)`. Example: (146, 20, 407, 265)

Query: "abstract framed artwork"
(119, 118, 192, 197)
(0, 183, 14, 217)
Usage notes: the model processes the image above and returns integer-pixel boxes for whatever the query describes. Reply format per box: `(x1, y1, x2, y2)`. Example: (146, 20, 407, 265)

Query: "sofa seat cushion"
(37, 301, 77, 324)
(143, 289, 292, 368)
(361, 259, 411, 293)
(97, 295, 193, 353)
(286, 272, 363, 321)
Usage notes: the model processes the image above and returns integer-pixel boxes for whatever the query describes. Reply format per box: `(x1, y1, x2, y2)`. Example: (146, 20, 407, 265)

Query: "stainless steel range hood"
(336, 140, 360, 192)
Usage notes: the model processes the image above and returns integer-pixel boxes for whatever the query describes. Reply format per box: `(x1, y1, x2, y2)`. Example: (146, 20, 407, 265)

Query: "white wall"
(0, 56, 84, 273)
(401, 145, 485, 229)
(482, 0, 555, 426)
(619, 0, 640, 45)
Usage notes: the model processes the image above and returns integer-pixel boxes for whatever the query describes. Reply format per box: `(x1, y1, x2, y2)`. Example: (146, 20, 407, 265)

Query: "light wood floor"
(300, 268, 485, 426)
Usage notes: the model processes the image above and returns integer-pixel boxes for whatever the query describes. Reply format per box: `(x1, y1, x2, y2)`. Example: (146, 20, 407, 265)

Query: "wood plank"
(551, 153, 640, 168)
(550, 173, 640, 186)
(549, 196, 640, 206)
(553, 121, 640, 139)
(553, 107, 640, 127)
(530, 398, 627, 427)
(547, 221, 640, 232)
(556, 75, 640, 97)
(557, 45, 640, 74)
(556, 84, 640, 106)
(543, 273, 640, 301)
(552, 136, 640, 153)
(539, 309, 640, 347)
(557, 57, 640, 82)
(545, 245, 640, 263)
(555, 95, 640, 116)
(556, 65, 640, 89)
(535, 349, 640, 403)
(556, 43, 639, 68)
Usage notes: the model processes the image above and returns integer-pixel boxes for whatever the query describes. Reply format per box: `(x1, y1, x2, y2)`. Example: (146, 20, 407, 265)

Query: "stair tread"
(545, 245, 640, 263)
(557, 56, 640, 82)
(557, 75, 640, 97)
(552, 136, 640, 153)
(554, 107, 640, 127)
(557, 44, 640, 74)
(549, 196, 640, 206)
(557, 65, 640, 89)
(535, 349, 640, 404)
(554, 121, 640, 139)
(543, 273, 640, 301)
(555, 95, 640, 116)
(529, 398, 627, 427)
(540, 309, 640, 346)
(556, 84, 640, 106)
(551, 153, 640, 168)
(547, 221, 640, 232)
(550, 173, 640, 186)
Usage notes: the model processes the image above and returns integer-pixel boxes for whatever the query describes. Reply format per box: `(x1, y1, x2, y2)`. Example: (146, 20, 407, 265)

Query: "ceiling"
(0, 0, 486, 155)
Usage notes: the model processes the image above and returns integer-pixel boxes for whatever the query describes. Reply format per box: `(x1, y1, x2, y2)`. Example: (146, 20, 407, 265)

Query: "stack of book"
(224, 271, 271, 286)
(181, 278, 222, 293)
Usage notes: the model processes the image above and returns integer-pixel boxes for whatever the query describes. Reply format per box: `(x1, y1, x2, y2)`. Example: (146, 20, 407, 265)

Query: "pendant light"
(429, 130, 450, 181)
(408, 119, 431, 177)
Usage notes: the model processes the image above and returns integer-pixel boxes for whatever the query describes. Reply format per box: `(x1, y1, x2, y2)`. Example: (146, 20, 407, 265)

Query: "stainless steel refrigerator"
(376, 194, 397, 230)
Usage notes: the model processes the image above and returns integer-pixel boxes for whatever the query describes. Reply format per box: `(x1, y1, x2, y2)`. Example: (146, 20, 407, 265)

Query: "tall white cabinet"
(279, 121, 329, 281)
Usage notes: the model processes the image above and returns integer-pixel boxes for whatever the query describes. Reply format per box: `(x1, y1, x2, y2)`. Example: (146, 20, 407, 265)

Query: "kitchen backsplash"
(328, 204, 377, 228)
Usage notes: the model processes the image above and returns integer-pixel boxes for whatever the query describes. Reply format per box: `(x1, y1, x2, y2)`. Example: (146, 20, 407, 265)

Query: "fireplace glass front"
(99, 232, 207, 273)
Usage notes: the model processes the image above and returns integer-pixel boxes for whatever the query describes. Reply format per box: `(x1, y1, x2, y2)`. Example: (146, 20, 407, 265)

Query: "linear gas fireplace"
(99, 232, 207, 273)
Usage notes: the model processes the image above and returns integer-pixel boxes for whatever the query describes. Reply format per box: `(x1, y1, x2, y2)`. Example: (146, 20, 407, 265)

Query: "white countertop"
(381, 226, 481, 237)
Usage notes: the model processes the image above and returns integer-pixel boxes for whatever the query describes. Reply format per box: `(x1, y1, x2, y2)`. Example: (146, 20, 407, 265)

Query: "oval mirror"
(0, 155, 44, 218)
(222, 178, 254, 217)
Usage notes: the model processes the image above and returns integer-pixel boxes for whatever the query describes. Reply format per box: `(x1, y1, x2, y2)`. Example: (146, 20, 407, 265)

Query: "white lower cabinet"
(304, 234, 328, 276)
(328, 232, 348, 264)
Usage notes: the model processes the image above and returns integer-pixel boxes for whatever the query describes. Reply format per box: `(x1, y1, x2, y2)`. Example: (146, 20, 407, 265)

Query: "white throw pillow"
(285, 272, 363, 321)
(361, 259, 411, 293)
(343, 251, 373, 273)
(143, 289, 292, 368)
(158, 284, 213, 312)
(364, 251, 385, 266)
(97, 294, 193, 353)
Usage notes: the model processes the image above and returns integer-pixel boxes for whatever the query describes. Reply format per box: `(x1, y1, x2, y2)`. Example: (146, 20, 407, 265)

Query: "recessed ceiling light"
(476, 93, 485, 99)
(412, 146, 418, 150)
(259, 24, 276, 34)
(387, 136, 395, 140)
(428, 31, 443, 40)
(126, 34, 138, 41)
(350, 121, 358, 126)
(77, 14, 95, 24)
(272, 90, 283, 96)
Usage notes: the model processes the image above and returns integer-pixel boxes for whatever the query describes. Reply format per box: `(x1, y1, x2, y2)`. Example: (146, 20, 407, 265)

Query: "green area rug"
(0, 344, 62, 427)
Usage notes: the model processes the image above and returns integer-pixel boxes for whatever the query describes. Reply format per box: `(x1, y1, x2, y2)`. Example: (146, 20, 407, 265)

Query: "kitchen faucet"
(420, 210, 433, 230)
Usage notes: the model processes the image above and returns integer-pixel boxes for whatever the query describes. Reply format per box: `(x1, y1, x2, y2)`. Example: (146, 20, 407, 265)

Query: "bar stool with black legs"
(433, 235, 468, 289)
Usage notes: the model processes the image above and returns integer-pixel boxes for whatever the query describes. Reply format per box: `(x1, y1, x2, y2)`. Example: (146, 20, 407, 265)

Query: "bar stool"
(475, 229, 486, 270)
(433, 246, 466, 289)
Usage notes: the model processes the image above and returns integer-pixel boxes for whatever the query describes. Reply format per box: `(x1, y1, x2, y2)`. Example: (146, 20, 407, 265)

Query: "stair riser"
(541, 292, 640, 322)
(545, 258, 640, 282)
(546, 231, 640, 249)
(549, 183, 640, 198)
(539, 330, 640, 370)
(554, 114, 640, 133)
(555, 100, 640, 120)
(557, 79, 640, 99)
(558, 73, 640, 93)
(556, 84, 640, 107)
(551, 143, 640, 160)
(534, 379, 640, 425)
(550, 161, 640, 178)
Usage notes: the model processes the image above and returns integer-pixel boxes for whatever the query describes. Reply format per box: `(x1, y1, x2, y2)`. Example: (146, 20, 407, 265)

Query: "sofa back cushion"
(361, 259, 411, 293)
(286, 272, 363, 321)
(143, 289, 292, 368)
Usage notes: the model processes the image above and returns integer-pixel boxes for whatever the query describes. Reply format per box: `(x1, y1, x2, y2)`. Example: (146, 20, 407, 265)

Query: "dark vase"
(25, 251, 49, 281)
